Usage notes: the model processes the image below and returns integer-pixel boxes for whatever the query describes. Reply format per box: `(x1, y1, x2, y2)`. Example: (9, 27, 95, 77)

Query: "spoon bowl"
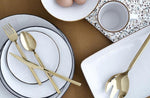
(20, 32, 36, 51)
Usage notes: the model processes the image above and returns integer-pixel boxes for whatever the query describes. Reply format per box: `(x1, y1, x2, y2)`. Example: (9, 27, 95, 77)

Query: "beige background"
(0, 0, 112, 97)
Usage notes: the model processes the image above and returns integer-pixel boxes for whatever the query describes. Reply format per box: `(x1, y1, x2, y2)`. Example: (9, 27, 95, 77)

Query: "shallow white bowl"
(41, 0, 99, 21)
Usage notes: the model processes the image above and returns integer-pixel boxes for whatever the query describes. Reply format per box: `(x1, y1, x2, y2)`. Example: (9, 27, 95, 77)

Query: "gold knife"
(10, 52, 81, 86)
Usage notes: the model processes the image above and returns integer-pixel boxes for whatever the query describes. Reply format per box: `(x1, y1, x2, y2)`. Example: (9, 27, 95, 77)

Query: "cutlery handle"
(127, 34, 150, 73)
(15, 41, 26, 59)
(47, 74, 60, 93)
(34, 52, 61, 93)
(33, 59, 81, 86)
(29, 67, 42, 85)
(14, 41, 42, 85)
(44, 69, 81, 86)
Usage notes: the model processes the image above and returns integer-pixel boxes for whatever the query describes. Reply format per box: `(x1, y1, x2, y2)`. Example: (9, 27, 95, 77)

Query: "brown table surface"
(0, 0, 112, 98)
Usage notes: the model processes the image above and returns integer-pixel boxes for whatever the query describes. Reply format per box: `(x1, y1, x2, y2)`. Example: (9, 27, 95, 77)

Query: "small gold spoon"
(20, 31, 60, 93)
(106, 34, 150, 98)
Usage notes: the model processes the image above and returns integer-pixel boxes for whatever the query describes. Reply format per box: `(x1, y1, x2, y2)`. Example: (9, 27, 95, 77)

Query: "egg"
(74, 0, 86, 5)
(56, 0, 73, 7)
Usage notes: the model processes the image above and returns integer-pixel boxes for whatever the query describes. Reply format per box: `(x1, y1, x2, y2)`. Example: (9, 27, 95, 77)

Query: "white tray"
(81, 26, 150, 98)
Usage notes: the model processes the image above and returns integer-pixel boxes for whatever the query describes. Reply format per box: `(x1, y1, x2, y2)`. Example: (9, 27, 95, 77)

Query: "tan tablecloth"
(0, 0, 112, 97)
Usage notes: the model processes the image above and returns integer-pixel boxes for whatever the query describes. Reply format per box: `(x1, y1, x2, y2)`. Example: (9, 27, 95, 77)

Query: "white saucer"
(0, 14, 74, 98)
(81, 26, 150, 98)
(1, 27, 73, 98)
(41, 0, 99, 21)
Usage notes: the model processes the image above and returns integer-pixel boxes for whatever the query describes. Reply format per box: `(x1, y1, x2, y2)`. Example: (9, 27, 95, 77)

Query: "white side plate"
(7, 31, 60, 84)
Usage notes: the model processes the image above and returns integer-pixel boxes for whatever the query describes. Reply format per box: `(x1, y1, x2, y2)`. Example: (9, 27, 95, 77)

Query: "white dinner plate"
(1, 27, 73, 98)
(41, 0, 99, 21)
(81, 26, 150, 98)
(0, 14, 74, 98)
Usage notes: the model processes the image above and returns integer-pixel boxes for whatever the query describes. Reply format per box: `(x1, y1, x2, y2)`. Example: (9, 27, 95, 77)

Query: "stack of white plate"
(0, 14, 74, 98)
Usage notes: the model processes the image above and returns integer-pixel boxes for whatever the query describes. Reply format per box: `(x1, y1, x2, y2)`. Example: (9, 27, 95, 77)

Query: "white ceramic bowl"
(41, 0, 99, 21)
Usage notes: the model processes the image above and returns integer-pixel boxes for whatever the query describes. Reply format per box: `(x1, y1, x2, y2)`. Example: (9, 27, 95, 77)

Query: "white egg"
(56, 0, 73, 7)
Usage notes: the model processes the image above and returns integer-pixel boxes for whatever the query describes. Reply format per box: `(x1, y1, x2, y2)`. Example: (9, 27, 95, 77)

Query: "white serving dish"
(81, 26, 150, 98)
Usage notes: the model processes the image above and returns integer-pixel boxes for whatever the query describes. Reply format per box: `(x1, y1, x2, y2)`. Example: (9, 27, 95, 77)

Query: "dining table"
(0, 0, 112, 97)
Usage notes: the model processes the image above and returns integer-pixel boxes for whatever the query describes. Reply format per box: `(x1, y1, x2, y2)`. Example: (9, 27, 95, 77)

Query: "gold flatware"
(20, 31, 60, 93)
(10, 52, 81, 86)
(105, 34, 150, 98)
(2, 24, 42, 85)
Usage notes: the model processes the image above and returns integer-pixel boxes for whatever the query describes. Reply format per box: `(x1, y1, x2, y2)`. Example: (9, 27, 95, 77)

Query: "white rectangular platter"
(81, 26, 150, 98)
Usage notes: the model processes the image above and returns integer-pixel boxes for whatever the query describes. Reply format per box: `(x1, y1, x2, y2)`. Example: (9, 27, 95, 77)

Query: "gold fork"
(2, 24, 42, 85)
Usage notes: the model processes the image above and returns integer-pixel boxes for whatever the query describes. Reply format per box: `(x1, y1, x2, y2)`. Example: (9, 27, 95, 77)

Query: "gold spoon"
(20, 31, 60, 94)
(106, 34, 150, 98)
